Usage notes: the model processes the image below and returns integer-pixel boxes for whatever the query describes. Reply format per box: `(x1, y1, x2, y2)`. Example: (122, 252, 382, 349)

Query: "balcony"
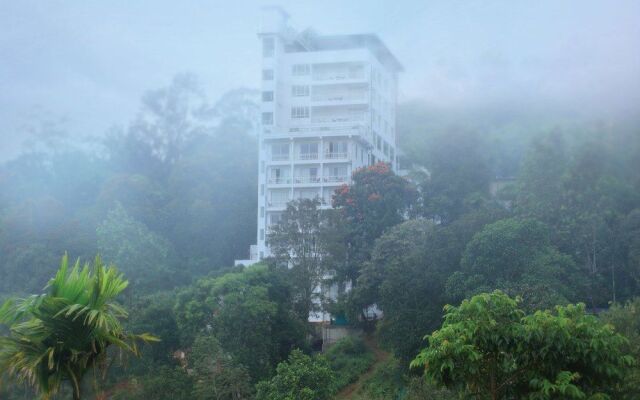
(324, 152, 348, 160)
(293, 176, 321, 184)
(298, 153, 319, 161)
(272, 154, 290, 162)
(268, 177, 291, 185)
(324, 176, 349, 184)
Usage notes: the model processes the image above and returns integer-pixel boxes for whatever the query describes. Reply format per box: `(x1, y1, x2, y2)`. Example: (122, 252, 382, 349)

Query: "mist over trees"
(1, 71, 639, 399)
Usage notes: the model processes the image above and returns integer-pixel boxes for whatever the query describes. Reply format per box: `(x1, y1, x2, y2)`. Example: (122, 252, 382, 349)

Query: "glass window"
(262, 91, 273, 102)
(262, 37, 275, 57)
(272, 143, 289, 160)
(383, 141, 389, 156)
(291, 106, 309, 119)
(262, 112, 273, 125)
(262, 69, 274, 80)
(299, 142, 319, 159)
(291, 85, 309, 97)
(292, 64, 310, 76)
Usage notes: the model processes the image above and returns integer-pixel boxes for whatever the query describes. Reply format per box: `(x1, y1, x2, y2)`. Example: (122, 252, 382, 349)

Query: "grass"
(324, 336, 376, 392)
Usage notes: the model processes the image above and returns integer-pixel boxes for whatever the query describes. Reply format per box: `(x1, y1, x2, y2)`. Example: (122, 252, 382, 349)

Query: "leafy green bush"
(324, 336, 375, 391)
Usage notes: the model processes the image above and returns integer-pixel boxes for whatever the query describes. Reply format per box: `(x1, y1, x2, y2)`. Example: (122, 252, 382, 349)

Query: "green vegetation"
(255, 349, 336, 400)
(324, 337, 375, 391)
(1, 75, 640, 398)
(412, 291, 633, 399)
(0, 255, 157, 399)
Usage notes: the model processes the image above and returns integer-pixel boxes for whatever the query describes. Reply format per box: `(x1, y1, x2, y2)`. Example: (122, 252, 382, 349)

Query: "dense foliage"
(1, 74, 639, 398)
(0, 255, 156, 399)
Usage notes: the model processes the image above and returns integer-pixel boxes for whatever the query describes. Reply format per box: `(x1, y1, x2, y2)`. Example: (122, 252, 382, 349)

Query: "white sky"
(1, 0, 639, 159)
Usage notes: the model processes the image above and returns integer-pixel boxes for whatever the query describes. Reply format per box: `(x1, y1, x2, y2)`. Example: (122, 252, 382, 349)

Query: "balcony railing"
(311, 94, 366, 102)
(298, 153, 319, 160)
(268, 177, 291, 184)
(293, 176, 321, 184)
(324, 152, 348, 160)
(271, 154, 289, 161)
(324, 176, 349, 183)
(311, 115, 365, 124)
(312, 72, 365, 81)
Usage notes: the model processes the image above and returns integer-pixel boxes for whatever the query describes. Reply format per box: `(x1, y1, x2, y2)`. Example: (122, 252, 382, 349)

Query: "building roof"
(286, 30, 403, 73)
(312, 34, 403, 72)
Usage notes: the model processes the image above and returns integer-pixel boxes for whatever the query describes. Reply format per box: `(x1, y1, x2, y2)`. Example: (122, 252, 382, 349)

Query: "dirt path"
(336, 336, 390, 399)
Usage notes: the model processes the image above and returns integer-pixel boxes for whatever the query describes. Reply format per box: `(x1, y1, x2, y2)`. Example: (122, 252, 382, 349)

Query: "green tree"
(173, 265, 306, 381)
(255, 349, 335, 400)
(267, 198, 328, 320)
(412, 291, 633, 400)
(97, 203, 180, 292)
(190, 334, 253, 400)
(330, 162, 416, 285)
(447, 218, 579, 310)
(600, 298, 640, 399)
(0, 254, 157, 400)
(419, 129, 492, 224)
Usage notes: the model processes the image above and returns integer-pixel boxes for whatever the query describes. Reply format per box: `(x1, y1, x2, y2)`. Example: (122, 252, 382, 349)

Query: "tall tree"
(0, 254, 157, 400)
(329, 162, 416, 285)
(447, 218, 580, 310)
(267, 198, 328, 320)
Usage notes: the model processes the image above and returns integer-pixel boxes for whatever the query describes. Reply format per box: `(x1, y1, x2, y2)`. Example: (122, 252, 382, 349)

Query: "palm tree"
(0, 254, 158, 400)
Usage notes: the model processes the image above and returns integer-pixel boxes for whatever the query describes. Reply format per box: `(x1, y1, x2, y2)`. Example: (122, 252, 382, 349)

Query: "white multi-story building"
(236, 7, 402, 265)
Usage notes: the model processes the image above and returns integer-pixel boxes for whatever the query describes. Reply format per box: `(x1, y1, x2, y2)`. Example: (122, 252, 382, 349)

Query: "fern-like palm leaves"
(0, 254, 158, 399)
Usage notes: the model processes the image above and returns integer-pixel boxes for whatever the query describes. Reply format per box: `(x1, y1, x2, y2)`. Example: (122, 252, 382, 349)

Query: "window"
(291, 106, 309, 119)
(376, 134, 382, 150)
(292, 64, 310, 76)
(262, 91, 273, 102)
(291, 85, 309, 97)
(383, 141, 389, 156)
(262, 112, 273, 125)
(270, 190, 290, 205)
(327, 141, 347, 158)
(270, 212, 282, 226)
(299, 142, 319, 159)
(272, 143, 289, 160)
(260, 207, 264, 218)
(260, 184, 264, 195)
(262, 37, 275, 57)
(262, 69, 274, 80)
(390, 147, 395, 162)
(260, 228, 265, 240)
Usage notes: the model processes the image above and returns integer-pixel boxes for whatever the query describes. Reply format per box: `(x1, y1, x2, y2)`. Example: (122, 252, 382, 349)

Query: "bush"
(324, 336, 375, 391)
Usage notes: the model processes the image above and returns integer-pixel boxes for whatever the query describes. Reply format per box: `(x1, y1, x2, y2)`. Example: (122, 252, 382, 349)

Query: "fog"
(1, 0, 639, 160)
(3, 2, 640, 398)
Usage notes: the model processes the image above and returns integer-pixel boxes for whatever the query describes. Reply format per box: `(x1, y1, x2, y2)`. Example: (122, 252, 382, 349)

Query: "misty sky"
(1, 0, 639, 160)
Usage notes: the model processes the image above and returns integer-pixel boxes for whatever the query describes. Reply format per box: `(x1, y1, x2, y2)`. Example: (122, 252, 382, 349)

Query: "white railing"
(293, 176, 321, 184)
(311, 94, 367, 102)
(325, 152, 348, 160)
(324, 176, 349, 183)
(271, 154, 289, 161)
(312, 73, 365, 81)
(298, 153, 319, 160)
(311, 115, 365, 124)
(268, 177, 291, 184)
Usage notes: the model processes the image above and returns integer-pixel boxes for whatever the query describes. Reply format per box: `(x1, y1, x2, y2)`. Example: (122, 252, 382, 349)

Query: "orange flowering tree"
(328, 162, 416, 285)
